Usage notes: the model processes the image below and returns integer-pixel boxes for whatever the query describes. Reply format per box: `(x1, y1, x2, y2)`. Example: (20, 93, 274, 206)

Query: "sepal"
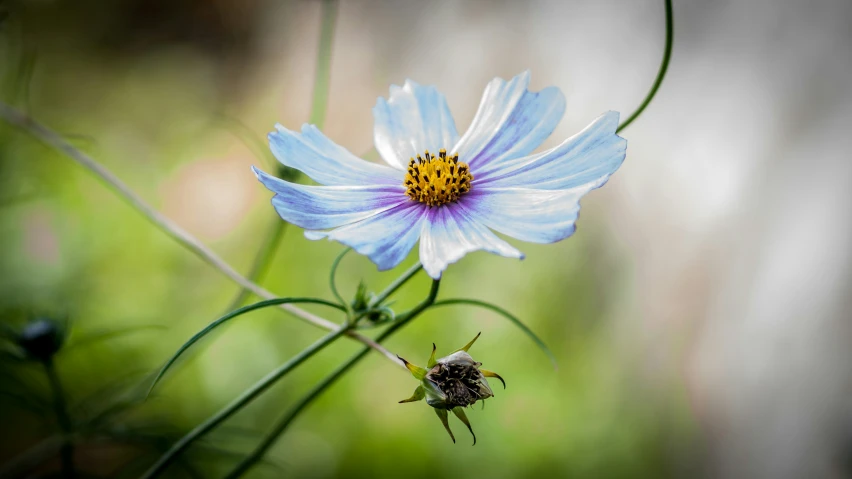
(452, 407, 476, 445)
(398, 385, 425, 403)
(453, 331, 481, 353)
(480, 369, 506, 389)
(397, 356, 428, 380)
(434, 409, 455, 443)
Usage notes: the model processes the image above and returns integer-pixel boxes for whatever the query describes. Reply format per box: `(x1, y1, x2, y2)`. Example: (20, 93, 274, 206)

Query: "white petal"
(419, 202, 523, 279)
(437, 351, 477, 366)
(373, 80, 460, 170)
(458, 183, 605, 244)
(306, 201, 427, 271)
(253, 166, 405, 230)
(269, 124, 403, 186)
(475, 111, 626, 189)
(453, 71, 565, 171)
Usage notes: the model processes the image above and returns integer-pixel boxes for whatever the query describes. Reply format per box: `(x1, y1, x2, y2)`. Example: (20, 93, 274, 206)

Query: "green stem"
(309, 0, 339, 130)
(223, 0, 339, 311)
(616, 0, 673, 134)
(429, 299, 557, 369)
(225, 279, 440, 478)
(223, 220, 288, 311)
(0, 7, 393, 363)
(140, 326, 350, 479)
(44, 360, 75, 478)
(215, 114, 278, 170)
(148, 297, 346, 397)
(371, 262, 423, 307)
(329, 247, 352, 309)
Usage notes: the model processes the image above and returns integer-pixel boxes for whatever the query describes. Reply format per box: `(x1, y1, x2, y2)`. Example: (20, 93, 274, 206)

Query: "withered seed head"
(397, 333, 506, 445)
(425, 354, 492, 409)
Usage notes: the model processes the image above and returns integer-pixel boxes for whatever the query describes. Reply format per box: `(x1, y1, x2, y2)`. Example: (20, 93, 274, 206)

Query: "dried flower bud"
(397, 332, 505, 445)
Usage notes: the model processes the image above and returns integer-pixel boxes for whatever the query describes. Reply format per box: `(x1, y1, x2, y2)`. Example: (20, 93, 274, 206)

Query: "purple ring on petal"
(254, 71, 627, 279)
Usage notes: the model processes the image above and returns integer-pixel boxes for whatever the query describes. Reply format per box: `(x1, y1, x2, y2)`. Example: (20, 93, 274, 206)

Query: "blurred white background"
(262, 0, 852, 476)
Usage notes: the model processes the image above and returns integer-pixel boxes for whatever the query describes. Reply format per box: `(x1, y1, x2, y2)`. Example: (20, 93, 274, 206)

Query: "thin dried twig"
(0, 102, 401, 367)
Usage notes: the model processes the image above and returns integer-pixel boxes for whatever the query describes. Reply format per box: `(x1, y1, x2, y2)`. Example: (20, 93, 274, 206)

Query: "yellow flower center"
(404, 149, 474, 207)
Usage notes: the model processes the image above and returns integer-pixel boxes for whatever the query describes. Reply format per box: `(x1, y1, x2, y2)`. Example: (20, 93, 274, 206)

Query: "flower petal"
(306, 201, 427, 271)
(373, 80, 460, 171)
(419, 203, 523, 279)
(253, 166, 406, 230)
(475, 111, 626, 189)
(269, 124, 403, 186)
(458, 183, 605, 244)
(437, 351, 478, 367)
(453, 71, 566, 171)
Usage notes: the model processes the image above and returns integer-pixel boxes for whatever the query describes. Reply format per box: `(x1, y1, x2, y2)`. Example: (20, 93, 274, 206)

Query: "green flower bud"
(349, 281, 395, 326)
(397, 332, 505, 445)
(350, 281, 371, 313)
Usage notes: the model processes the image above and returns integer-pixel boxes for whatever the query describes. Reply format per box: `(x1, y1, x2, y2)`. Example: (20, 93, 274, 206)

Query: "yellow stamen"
(404, 149, 473, 207)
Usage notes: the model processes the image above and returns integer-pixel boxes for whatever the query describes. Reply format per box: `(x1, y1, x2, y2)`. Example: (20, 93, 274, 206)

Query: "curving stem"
(43, 360, 75, 478)
(616, 0, 674, 133)
(224, 279, 441, 478)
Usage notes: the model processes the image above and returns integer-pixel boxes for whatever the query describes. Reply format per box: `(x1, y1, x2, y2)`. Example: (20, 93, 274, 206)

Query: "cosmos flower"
(254, 71, 627, 279)
(397, 333, 504, 445)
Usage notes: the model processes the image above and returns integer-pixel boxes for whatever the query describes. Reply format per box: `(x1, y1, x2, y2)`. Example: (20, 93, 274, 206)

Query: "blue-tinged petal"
(475, 111, 626, 189)
(306, 201, 427, 271)
(373, 80, 460, 171)
(253, 166, 406, 230)
(453, 71, 565, 171)
(269, 124, 404, 186)
(419, 203, 524, 279)
(458, 182, 606, 244)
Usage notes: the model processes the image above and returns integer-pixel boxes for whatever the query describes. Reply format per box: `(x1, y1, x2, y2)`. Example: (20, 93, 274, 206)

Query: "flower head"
(254, 71, 627, 279)
(397, 333, 505, 445)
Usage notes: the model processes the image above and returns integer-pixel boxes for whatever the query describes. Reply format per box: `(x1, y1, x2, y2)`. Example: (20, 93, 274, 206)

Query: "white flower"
(254, 71, 627, 279)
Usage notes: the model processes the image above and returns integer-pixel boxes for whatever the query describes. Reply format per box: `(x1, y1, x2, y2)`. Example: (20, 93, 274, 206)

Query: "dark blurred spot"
(18, 318, 63, 361)
(20, 0, 272, 62)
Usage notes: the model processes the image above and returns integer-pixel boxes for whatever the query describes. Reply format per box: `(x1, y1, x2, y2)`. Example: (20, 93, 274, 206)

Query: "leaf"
(146, 297, 345, 398)
(0, 374, 49, 414)
(0, 346, 25, 362)
(0, 389, 49, 415)
(0, 321, 19, 341)
(64, 325, 166, 351)
(72, 369, 150, 412)
(428, 299, 558, 369)
(73, 369, 152, 429)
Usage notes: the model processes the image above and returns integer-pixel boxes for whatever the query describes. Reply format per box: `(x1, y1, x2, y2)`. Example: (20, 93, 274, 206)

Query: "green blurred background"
(3, 0, 852, 477)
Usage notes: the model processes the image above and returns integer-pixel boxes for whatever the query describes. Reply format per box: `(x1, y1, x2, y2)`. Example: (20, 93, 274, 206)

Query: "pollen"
(404, 149, 474, 207)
